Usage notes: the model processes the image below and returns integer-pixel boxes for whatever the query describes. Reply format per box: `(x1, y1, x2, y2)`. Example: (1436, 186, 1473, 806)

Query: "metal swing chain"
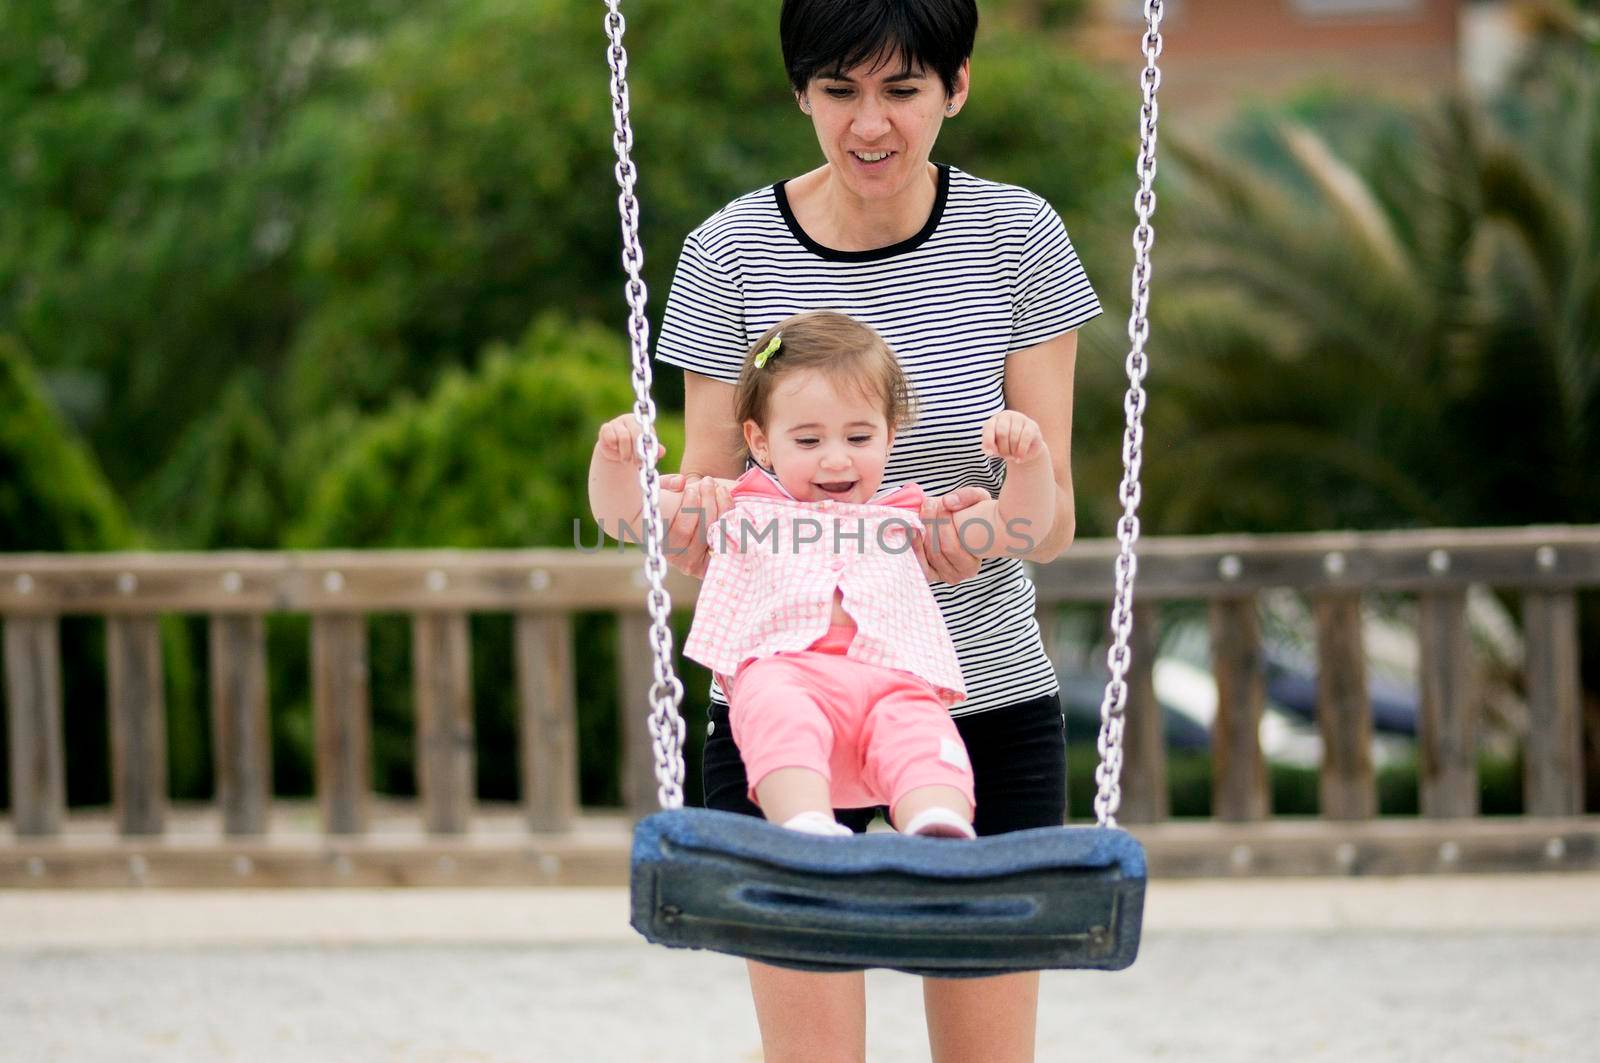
(604, 2, 687, 810)
(1095, 0, 1164, 830)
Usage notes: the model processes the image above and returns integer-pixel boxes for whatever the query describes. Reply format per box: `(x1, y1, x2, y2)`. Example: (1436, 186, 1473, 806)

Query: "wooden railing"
(1038, 526, 1595, 825)
(1, 527, 1596, 885)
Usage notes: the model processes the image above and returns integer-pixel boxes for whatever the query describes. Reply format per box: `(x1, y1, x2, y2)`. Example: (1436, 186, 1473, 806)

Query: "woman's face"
(798, 53, 969, 202)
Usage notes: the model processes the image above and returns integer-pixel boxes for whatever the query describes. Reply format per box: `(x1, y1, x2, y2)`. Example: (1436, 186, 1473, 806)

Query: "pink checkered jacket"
(682, 467, 967, 706)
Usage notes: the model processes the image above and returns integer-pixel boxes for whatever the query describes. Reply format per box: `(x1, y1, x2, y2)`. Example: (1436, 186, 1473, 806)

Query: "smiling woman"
(646, 1, 1107, 1060)
(779, 0, 972, 249)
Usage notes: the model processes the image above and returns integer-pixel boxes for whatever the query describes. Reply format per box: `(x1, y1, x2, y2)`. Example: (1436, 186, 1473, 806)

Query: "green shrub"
(276, 0, 1129, 416)
(134, 370, 291, 550)
(0, 335, 132, 553)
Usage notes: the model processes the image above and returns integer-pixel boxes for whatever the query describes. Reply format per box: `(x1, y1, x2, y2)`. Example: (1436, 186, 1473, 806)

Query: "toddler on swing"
(588, 311, 1056, 839)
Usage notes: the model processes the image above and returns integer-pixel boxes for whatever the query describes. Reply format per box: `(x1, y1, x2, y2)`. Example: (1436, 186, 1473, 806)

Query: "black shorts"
(701, 692, 1066, 837)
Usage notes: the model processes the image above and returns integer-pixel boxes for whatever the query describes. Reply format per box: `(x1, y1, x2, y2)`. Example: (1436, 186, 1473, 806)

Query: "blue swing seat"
(629, 808, 1146, 977)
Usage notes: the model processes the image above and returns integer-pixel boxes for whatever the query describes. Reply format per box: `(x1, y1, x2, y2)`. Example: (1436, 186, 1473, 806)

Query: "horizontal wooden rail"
(1031, 525, 1600, 602)
(0, 550, 701, 615)
(1, 526, 1596, 615)
(1, 810, 1595, 887)
(2, 525, 1595, 885)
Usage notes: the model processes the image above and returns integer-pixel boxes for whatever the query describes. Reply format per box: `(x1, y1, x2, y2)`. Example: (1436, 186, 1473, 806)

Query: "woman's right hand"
(915, 485, 992, 585)
(658, 473, 734, 579)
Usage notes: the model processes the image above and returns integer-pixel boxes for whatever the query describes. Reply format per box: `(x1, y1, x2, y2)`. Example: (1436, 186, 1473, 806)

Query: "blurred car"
(1054, 625, 1419, 768)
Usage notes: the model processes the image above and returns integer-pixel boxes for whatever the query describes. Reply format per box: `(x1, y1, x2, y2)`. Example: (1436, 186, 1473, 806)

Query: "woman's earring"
(946, 103, 956, 115)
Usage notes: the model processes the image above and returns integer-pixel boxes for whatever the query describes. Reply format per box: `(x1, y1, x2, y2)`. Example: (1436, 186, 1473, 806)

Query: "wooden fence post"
(1418, 590, 1478, 818)
(1120, 602, 1168, 824)
(517, 611, 579, 832)
(1313, 593, 1375, 820)
(3, 615, 65, 837)
(1209, 596, 1270, 822)
(1523, 591, 1583, 816)
(210, 614, 272, 835)
(617, 611, 660, 820)
(312, 613, 371, 835)
(413, 611, 475, 834)
(107, 615, 167, 836)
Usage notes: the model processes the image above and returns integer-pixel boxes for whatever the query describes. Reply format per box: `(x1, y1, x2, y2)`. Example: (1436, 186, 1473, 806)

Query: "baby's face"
(745, 372, 893, 504)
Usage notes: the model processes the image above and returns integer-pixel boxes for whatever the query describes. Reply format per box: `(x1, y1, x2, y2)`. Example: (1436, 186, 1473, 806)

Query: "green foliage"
(284, 0, 1129, 417)
(0, 337, 118, 808)
(1, 0, 1129, 519)
(135, 370, 291, 549)
(0, 0, 423, 499)
(265, 0, 825, 418)
(0, 335, 133, 552)
(942, 23, 1129, 224)
(289, 314, 677, 548)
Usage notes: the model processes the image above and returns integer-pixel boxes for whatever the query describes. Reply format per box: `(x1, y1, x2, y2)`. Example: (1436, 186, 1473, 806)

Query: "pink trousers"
(724, 625, 976, 813)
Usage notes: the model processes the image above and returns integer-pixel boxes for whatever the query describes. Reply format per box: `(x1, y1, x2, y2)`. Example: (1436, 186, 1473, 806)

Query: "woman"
(652, 2, 1100, 1060)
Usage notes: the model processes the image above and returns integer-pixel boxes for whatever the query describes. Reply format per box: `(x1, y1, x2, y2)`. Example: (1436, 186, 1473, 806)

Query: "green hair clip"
(753, 332, 782, 369)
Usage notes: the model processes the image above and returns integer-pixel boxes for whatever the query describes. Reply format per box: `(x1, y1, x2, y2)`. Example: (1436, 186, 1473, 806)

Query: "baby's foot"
(901, 807, 976, 839)
(781, 810, 854, 837)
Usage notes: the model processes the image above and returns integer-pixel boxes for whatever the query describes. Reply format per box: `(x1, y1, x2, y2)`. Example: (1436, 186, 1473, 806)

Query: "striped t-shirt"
(654, 163, 1102, 716)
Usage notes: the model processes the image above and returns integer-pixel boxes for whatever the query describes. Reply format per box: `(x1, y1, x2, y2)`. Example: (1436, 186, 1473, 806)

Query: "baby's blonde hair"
(733, 311, 915, 463)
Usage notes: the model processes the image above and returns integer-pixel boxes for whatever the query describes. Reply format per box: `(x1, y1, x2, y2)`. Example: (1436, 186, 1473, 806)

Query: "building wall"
(1076, 0, 1465, 120)
(1096, 0, 1459, 56)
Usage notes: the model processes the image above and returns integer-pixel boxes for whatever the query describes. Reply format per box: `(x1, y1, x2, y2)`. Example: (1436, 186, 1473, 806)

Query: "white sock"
(780, 811, 854, 837)
(901, 807, 976, 839)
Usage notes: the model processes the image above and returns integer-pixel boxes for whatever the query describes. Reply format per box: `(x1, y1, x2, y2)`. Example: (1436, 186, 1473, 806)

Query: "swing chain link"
(1095, 0, 1164, 831)
(604, 3, 687, 811)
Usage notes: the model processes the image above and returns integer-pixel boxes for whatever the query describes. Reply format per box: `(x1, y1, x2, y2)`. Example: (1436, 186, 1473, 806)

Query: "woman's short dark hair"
(779, 0, 977, 98)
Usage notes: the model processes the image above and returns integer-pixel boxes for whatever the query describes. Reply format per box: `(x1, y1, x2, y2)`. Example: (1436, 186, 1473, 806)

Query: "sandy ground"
(2, 875, 1597, 1062)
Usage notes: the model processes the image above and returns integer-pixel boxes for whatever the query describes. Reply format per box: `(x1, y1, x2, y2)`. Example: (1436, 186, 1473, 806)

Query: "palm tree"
(1071, 52, 1599, 806)
(1083, 93, 1598, 535)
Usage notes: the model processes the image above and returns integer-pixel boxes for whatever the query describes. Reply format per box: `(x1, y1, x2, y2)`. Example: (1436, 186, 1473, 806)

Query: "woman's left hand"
(914, 486, 992, 585)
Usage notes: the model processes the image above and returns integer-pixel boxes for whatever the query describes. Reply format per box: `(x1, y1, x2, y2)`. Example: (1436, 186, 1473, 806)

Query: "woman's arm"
(679, 371, 746, 481)
(999, 330, 1079, 564)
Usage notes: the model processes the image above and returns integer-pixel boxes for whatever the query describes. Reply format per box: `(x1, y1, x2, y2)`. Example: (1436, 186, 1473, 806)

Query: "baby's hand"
(596, 414, 665, 467)
(981, 411, 1048, 466)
